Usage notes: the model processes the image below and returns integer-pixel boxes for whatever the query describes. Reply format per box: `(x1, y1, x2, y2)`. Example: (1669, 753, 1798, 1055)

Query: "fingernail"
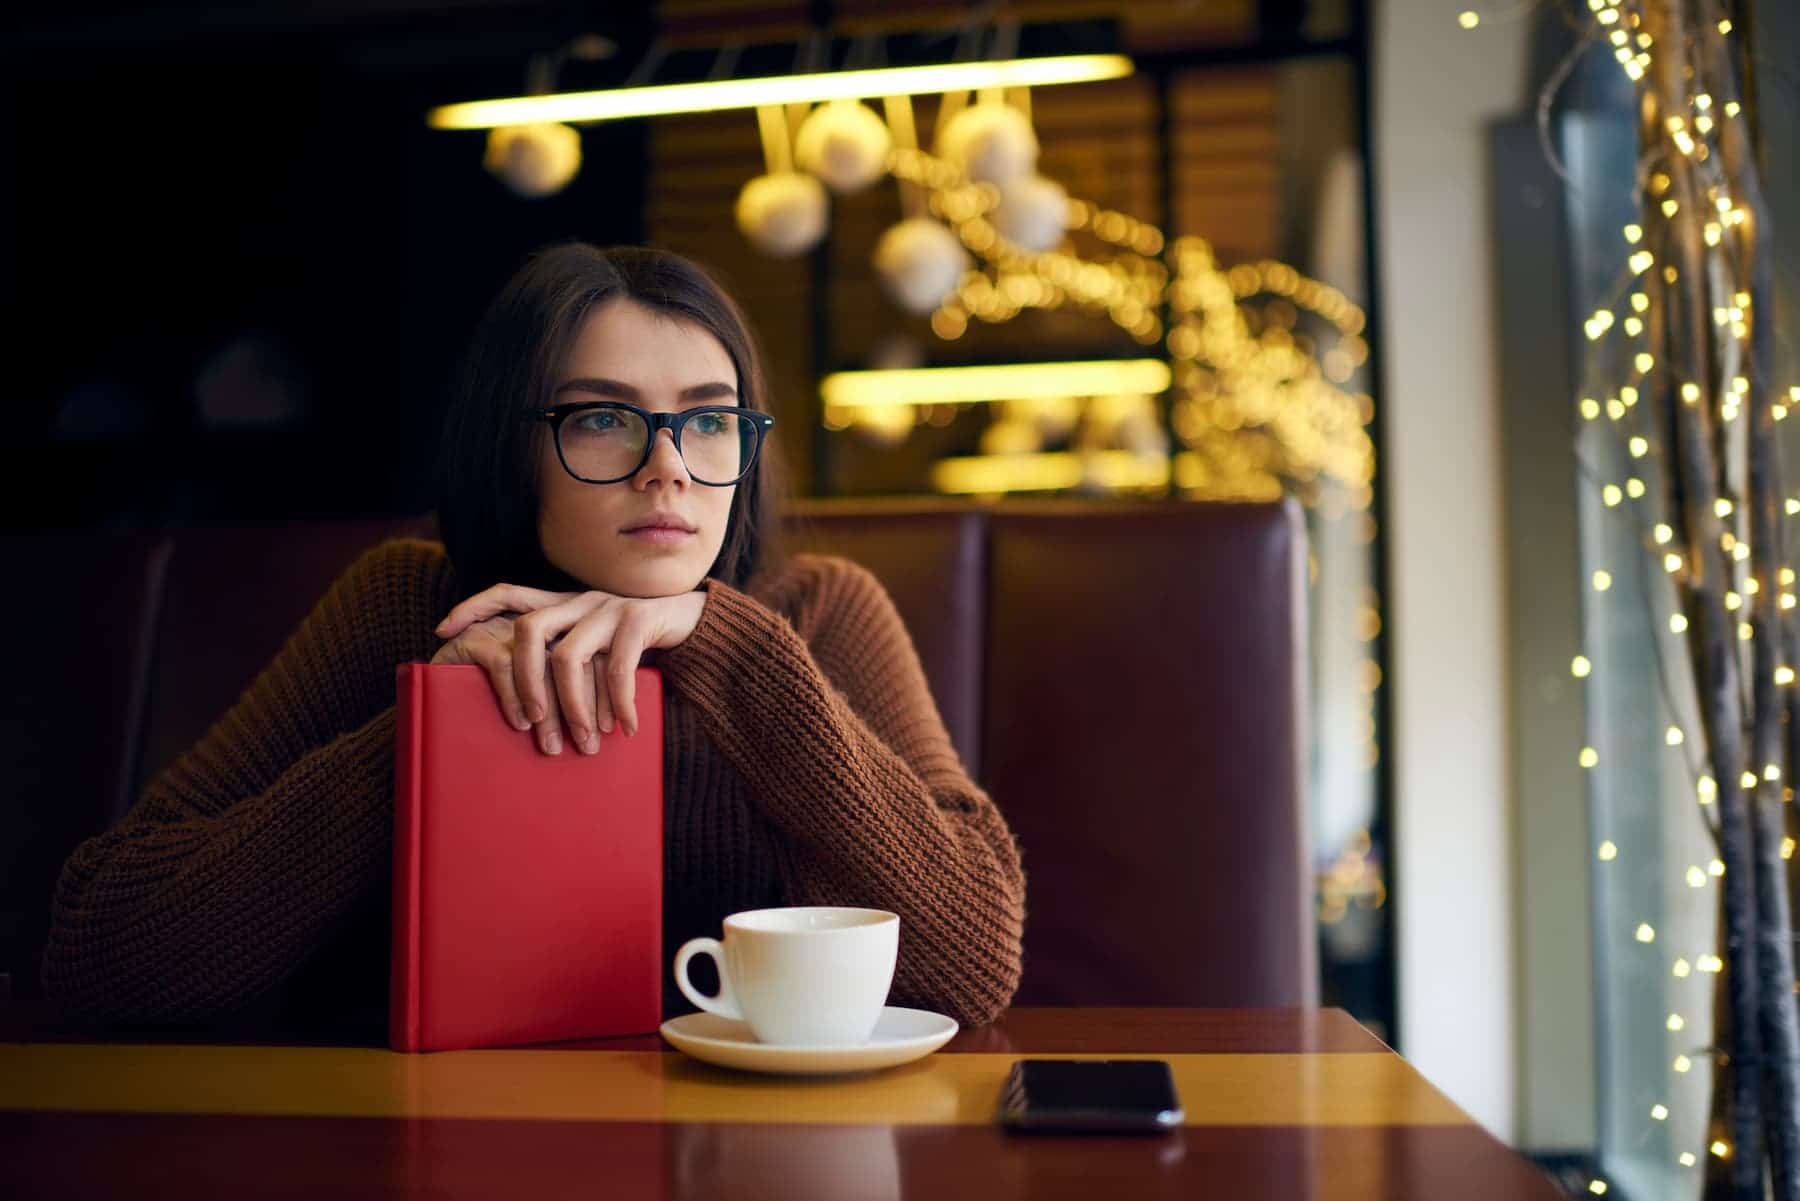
(528, 704, 545, 723)
(582, 733, 599, 755)
(598, 716, 614, 734)
(511, 714, 531, 732)
(544, 731, 562, 754)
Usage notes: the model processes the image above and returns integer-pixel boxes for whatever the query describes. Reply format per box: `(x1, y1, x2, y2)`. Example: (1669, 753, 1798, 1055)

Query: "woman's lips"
(621, 524, 696, 546)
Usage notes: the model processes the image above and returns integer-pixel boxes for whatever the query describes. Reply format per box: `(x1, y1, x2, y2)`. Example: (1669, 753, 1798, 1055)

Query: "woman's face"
(536, 298, 741, 598)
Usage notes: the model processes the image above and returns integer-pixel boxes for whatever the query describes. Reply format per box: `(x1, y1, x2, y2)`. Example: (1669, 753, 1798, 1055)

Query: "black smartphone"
(997, 1059, 1184, 1133)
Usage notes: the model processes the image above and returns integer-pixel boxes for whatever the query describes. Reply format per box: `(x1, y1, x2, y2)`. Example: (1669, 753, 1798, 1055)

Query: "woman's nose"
(634, 428, 691, 488)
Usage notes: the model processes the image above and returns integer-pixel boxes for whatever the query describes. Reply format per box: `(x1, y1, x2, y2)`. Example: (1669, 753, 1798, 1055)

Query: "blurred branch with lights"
(1554, 0, 1799, 1195)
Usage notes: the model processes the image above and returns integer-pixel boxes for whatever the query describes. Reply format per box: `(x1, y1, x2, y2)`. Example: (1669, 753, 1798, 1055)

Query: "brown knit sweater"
(42, 540, 1025, 1032)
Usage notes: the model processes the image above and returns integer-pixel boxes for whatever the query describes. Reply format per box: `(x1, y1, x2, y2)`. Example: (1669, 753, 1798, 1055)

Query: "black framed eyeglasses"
(534, 402, 775, 486)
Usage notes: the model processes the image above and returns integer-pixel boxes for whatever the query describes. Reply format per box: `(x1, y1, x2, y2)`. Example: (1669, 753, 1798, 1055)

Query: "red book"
(390, 662, 663, 1052)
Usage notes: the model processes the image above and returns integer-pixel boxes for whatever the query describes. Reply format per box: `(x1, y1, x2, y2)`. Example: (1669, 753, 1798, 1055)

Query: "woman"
(42, 243, 1026, 1033)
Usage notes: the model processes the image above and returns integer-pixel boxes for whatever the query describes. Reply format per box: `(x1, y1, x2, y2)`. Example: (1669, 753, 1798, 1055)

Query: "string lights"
(1468, 0, 1800, 1194)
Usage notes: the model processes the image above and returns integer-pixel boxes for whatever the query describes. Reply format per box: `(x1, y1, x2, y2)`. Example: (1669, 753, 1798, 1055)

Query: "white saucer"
(659, 1006, 959, 1075)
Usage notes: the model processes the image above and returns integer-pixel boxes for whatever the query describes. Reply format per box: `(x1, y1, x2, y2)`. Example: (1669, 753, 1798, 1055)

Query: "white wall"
(1373, 0, 1531, 1142)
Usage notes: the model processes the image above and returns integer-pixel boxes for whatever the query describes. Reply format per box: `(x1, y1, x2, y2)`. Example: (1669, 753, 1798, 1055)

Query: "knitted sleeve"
(41, 539, 455, 1025)
(657, 554, 1026, 1026)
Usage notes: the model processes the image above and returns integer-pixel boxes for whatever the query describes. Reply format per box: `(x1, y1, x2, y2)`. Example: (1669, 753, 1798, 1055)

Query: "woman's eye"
(574, 411, 623, 432)
(692, 414, 728, 436)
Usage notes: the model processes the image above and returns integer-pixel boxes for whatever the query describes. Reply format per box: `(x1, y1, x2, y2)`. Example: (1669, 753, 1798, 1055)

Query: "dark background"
(0, 2, 653, 528)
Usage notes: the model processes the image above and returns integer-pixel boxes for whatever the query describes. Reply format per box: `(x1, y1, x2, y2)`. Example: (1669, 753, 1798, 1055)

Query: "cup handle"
(674, 937, 743, 1020)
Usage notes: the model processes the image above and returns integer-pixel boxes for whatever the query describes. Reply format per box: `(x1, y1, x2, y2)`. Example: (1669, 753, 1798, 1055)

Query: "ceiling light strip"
(821, 359, 1171, 408)
(428, 54, 1133, 130)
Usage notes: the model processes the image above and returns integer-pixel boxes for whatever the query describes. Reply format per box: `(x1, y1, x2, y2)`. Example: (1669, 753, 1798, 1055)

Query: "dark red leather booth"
(3, 500, 1316, 1015)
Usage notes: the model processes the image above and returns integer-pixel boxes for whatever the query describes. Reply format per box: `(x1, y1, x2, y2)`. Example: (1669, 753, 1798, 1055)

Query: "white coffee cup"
(673, 907, 899, 1046)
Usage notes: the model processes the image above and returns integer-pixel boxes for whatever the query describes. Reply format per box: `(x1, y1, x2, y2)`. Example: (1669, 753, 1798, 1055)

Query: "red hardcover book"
(390, 662, 663, 1052)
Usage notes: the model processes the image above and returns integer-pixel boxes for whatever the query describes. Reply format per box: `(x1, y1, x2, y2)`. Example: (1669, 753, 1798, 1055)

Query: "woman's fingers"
(482, 649, 532, 732)
(435, 590, 682, 748)
(590, 658, 616, 748)
(431, 621, 530, 731)
(606, 608, 657, 738)
(534, 662, 566, 755)
(551, 635, 603, 754)
(547, 603, 625, 744)
(510, 594, 606, 724)
(436, 584, 580, 639)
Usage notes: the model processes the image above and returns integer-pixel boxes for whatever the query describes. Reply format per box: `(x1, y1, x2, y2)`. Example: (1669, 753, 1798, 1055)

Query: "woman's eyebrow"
(554, 377, 738, 403)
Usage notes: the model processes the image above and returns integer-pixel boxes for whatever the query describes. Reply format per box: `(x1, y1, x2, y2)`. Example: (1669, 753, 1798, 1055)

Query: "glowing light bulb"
(1572, 656, 1592, 678)
(1581, 746, 1601, 768)
(1597, 840, 1618, 861)
(1636, 923, 1656, 943)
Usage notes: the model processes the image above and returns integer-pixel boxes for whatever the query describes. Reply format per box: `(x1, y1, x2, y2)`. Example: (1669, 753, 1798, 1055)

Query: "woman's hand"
(432, 585, 706, 755)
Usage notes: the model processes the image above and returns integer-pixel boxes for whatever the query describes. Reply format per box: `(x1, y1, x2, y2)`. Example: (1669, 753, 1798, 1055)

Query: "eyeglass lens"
(558, 407, 755, 484)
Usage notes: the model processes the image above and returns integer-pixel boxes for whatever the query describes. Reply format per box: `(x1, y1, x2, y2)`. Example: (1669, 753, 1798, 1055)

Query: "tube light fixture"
(931, 450, 1170, 494)
(821, 358, 1170, 409)
(429, 54, 1133, 130)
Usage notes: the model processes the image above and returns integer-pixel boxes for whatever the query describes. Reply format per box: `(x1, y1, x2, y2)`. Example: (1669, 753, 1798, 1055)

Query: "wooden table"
(1, 1008, 1559, 1199)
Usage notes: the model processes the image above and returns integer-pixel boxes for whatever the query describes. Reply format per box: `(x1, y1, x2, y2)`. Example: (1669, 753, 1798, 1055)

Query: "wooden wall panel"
(654, 0, 1261, 52)
(1172, 67, 1283, 261)
(643, 6, 1302, 496)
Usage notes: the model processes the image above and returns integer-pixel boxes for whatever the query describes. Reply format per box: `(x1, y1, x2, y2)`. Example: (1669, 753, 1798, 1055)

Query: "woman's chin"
(583, 560, 709, 599)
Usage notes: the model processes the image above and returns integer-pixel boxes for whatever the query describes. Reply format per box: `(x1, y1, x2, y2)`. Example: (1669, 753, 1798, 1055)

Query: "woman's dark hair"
(437, 243, 785, 593)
